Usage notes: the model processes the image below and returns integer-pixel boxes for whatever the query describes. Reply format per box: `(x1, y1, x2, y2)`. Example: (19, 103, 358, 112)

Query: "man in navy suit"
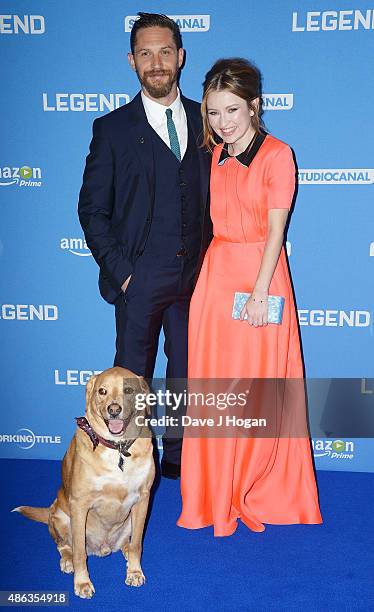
(78, 13, 212, 478)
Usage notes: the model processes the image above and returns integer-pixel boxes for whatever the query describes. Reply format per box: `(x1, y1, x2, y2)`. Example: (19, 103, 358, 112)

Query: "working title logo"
(0, 166, 42, 187)
(0, 15, 45, 34)
(0, 428, 61, 449)
(262, 94, 293, 110)
(60, 238, 92, 257)
(125, 15, 210, 32)
(292, 10, 374, 31)
(43, 93, 130, 112)
(298, 169, 374, 184)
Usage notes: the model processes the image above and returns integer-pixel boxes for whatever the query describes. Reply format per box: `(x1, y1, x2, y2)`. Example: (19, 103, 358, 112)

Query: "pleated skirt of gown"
(177, 237, 322, 536)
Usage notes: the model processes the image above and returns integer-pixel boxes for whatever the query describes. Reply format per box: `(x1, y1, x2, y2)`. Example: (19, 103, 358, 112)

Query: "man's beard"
(139, 67, 178, 99)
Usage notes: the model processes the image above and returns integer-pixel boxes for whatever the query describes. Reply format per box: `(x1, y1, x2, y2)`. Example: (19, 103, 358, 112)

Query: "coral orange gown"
(177, 133, 322, 536)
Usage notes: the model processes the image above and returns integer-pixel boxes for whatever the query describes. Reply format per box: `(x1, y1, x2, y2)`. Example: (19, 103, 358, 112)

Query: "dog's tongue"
(108, 419, 124, 434)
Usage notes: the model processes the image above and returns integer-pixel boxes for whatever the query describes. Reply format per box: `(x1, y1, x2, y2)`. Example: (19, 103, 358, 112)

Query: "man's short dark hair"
(130, 12, 182, 54)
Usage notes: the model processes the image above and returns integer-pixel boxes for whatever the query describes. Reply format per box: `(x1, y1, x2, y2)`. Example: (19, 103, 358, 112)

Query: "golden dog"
(13, 367, 155, 599)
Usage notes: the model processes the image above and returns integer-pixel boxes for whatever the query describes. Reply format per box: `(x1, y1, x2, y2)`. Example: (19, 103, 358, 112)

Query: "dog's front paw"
(122, 542, 129, 561)
(125, 569, 146, 587)
(60, 557, 74, 574)
(74, 578, 95, 599)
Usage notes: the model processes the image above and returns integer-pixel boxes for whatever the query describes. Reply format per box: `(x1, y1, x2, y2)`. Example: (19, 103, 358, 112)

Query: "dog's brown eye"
(124, 387, 134, 394)
(98, 387, 107, 396)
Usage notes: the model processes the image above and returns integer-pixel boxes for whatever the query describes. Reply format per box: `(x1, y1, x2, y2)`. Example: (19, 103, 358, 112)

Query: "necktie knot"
(165, 108, 181, 161)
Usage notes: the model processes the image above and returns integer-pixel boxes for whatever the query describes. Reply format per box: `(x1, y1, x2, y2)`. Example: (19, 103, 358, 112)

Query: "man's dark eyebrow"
(136, 45, 174, 53)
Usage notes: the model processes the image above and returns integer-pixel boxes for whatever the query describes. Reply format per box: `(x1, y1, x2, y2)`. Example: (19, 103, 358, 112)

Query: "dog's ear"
(85, 374, 97, 405)
(136, 376, 152, 415)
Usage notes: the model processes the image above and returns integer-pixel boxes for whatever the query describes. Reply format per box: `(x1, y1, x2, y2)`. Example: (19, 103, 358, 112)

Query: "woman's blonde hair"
(201, 58, 264, 152)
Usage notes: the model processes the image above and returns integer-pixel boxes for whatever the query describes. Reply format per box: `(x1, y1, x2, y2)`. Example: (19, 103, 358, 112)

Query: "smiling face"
(86, 368, 149, 438)
(206, 89, 257, 152)
(128, 26, 184, 102)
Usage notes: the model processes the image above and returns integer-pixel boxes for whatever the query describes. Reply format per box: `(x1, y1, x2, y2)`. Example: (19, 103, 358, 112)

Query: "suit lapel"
(126, 92, 210, 221)
(127, 93, 155, 201)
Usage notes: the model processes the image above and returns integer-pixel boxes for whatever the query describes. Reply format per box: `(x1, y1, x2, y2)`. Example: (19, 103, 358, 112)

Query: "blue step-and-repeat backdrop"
(1, 1, 373, 470)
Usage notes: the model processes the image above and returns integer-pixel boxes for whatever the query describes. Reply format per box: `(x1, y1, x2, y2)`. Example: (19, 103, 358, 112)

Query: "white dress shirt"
(141, 89, 188, 159)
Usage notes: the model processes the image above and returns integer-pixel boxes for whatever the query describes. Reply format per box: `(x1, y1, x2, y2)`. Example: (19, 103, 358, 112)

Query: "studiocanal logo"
(42, 93, 130, 112)
(0, 428, 61, 449)
(312, 439, 354, 460)
(125, 15, 210, 32)
(292, 9, 374, 32)
(0, 165, 42, 187)
(262, 94, 293, 110)
(298, 169, 374, 185)
(60, 237, 91, 257)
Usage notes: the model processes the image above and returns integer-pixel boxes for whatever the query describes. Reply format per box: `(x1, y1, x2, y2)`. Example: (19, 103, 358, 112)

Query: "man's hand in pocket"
(121, 275, 132, 293)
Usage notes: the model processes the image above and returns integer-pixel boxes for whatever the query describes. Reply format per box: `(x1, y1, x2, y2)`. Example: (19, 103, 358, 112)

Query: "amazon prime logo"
(0, 165, 42, 187)
(60, 237, 92, 257)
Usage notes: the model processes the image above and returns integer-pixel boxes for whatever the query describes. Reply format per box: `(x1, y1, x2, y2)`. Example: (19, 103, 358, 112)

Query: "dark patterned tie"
(165, 108, 181, 161)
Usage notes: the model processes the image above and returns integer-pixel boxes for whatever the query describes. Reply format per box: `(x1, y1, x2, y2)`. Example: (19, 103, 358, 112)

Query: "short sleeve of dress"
(266, 145, 296, 210)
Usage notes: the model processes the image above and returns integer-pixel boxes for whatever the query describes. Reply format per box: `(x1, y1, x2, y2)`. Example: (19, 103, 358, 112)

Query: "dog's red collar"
(75, 416, 135, 471)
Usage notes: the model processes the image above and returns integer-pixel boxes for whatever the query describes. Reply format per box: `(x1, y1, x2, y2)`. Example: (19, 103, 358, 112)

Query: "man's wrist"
(121, 274, 131, 293)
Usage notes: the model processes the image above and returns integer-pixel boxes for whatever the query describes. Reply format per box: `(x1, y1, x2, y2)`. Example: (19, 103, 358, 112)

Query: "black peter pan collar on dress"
(218, 131, 267, 167)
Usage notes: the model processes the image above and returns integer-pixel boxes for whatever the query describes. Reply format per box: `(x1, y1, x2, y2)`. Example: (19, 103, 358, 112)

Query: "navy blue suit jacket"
(78, 92, 212, 304)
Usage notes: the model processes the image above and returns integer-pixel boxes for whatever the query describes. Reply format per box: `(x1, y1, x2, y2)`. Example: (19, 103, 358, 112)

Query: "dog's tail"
(11, 505, 49, 524)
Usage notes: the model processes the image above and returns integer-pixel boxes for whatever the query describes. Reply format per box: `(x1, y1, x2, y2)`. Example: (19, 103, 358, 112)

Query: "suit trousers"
(113, 250, 197, 466)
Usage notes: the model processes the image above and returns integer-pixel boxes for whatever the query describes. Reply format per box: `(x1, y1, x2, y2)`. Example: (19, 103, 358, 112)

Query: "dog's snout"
(107, 403, 122, 417)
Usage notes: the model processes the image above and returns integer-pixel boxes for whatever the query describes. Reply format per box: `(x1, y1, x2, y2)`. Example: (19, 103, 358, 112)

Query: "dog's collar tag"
(117, 441, 134, 471)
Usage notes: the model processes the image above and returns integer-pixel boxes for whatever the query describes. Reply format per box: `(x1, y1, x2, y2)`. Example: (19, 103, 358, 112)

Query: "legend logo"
(43, 93, 130, 112)
(0, 15, 45, 34)
(292, 10, 374, 32)
(298, 309, 370, 327)
(54, 370, 103, 386)
(1, 304, 58, 320)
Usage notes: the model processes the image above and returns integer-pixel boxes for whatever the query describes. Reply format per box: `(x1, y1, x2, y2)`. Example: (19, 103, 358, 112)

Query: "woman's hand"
(240, 290, 269, 326)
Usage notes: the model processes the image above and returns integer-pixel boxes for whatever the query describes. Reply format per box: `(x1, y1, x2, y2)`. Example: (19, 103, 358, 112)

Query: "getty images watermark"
(135, 386, 267, 431)
(131, 378, 314, 438)
(129, 378, 374, 439)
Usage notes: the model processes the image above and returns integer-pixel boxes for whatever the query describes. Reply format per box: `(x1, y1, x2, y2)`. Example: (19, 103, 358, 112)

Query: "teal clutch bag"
(232, 292, 285, 324)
